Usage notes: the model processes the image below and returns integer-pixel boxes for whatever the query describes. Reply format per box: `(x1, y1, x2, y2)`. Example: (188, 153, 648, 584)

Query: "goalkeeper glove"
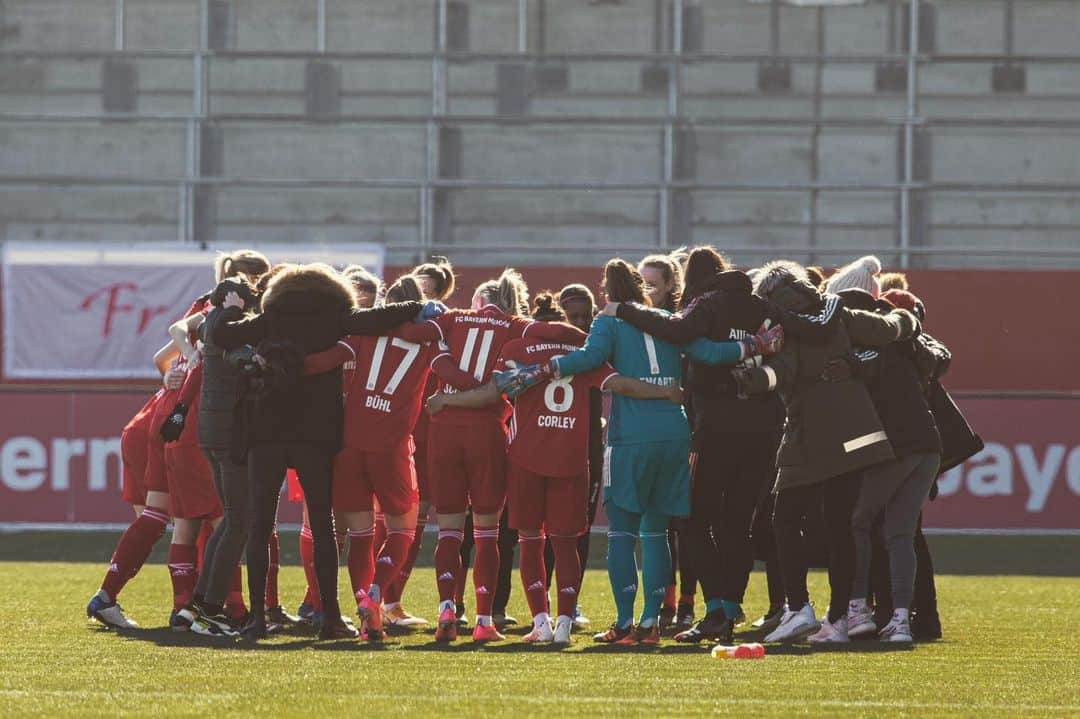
(493, 362, 553, 400)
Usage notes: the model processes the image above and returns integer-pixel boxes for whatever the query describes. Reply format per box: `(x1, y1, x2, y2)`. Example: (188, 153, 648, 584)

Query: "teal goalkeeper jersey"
(552, 313, 743, 447)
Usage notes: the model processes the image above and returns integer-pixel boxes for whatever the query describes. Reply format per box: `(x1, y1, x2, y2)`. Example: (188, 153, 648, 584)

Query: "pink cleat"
(472, 622, 506, 643)
(356, 590, 385, 641)
(434, 607, 458, 642)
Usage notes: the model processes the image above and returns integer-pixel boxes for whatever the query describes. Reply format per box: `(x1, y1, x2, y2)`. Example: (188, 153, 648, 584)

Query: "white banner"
(1, 242, 385, 380)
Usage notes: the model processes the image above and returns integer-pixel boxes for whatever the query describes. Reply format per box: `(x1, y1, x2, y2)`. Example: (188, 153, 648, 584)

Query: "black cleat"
(674, 610, 733, 644)
(676, 602, 695, 631)
(911, 609, 942, 640)
(659, 605, 676, 631)
(266, 605, 300, 626)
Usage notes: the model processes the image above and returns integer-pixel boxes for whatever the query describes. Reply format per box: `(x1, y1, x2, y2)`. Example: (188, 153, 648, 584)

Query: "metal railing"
(3, 0, 1080, 266)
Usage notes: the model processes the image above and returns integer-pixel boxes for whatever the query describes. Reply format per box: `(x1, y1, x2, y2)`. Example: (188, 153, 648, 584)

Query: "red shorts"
(414, 446, 429, 501)
(427, 420, 507, 515)
(144, 433, 169, 495)
(121, 423, 149, 506)
(332, 441, 419, 517)
(508, 463, 589, 536)
(165, 445, 222, 520)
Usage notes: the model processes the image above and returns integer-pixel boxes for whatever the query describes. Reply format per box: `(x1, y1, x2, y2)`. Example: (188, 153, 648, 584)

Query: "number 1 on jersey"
(459, 328, 495, 381)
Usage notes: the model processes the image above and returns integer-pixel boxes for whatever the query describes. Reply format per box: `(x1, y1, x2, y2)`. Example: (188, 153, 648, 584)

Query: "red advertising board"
(0, 390, 1076, 531)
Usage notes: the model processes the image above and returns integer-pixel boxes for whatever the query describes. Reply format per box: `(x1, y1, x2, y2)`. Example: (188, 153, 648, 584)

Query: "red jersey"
(426, 305, 534, 425)
(499, 324, 617, 478)
(338, 333, 441, 451)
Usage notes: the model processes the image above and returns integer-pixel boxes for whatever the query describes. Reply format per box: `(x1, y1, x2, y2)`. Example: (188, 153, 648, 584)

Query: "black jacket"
(741, 264, 919, 490)
(197, 306, 257, 452)
(209, 264, 422, 453)
(615, 270, 785, 440)
(842, 290, 943, 460)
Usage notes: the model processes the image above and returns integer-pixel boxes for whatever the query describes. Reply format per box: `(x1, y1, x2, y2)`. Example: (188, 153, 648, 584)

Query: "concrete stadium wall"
(2, 1, 1080, 266)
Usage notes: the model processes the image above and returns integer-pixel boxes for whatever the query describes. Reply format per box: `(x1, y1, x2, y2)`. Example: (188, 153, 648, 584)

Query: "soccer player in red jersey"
(301, 275, 474, 639)
(427, 293, 683, 645)
(87, 296, 211, 630)
(120, 391, 165, 515)
(378, 259, 457, 629)
(391, 269, 559, 641)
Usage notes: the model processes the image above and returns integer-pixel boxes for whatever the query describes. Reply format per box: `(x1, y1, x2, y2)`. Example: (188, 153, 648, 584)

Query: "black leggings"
(751, 491, 786, 609)
(247, 442, 339, 625)
(197, 448, 249, 607)
(772, 471, 861, 618)
(684, 430, 776, 605)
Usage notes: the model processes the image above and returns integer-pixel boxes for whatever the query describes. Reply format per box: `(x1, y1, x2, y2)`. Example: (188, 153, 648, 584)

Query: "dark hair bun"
(211, 276, 256, 309)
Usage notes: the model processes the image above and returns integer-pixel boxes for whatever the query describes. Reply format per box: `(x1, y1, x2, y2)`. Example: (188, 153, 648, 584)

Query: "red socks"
(435, 529, 464, 604)
(518, 534, 548, 618)
(372, 528, 415, 598)
(224, 564, 247, 620)
(373, 513, 387, 558)
(552, 535, 582, 618)
(101, 507, 169, 600)
(265, 530, 280, 609)
(167, 543, 199, 611)
(346, 527, 375, 600)
(299, 526, 322, 611)
(472, 526, 500, 617)
(384, 512, 426, 605)
(664, 583, 677, 611)
(195, 521, 213, 572)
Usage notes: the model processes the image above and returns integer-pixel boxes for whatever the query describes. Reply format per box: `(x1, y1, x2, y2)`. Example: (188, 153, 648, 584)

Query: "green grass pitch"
(1, 538, 1079, 718)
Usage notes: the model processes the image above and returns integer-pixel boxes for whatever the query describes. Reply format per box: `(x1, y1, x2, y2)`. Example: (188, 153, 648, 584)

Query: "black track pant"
(750, 491, 786, 609)
(248, 442, 339, 625)
(683, 430, 776, 605)
(197, 448, 249, 607)
(772, 470, 862, 617)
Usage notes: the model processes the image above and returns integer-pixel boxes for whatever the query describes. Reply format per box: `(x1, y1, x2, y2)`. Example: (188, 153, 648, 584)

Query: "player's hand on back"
(665, 383, 684, 406)
(223, 291, 244, 311)
(426, 392, 448, 415)
(163, 360, 186, 390)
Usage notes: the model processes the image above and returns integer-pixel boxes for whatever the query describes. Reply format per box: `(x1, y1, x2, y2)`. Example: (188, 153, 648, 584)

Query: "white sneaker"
(879, 612, 913, 643)
(86, 593, 138, 629)
(808, 616, 849, 643)
(523, 618, 555, 643)
(847, 602, 878, 638)
(553, 615, 573, 646)
(764, 604, 820, 643)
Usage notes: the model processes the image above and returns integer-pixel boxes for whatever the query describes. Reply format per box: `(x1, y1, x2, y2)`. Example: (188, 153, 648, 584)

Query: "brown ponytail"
(531, 292, 566, 322)
(474, 268, 529, 316)
(681, 245, 731, 309)
(602, 258, 650, 305)
(412, 256, 456, 301)
(215, 249, 271, 284)
(386, 275, 424, 304)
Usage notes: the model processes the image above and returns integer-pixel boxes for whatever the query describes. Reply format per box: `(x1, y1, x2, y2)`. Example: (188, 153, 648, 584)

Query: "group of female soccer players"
(88, 247, 971, 648)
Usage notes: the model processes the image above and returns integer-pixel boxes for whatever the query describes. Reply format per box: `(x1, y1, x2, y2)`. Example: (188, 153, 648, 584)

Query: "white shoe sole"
(848, 621, 878, 637)
(387, 617, 429, 627)
(765, 621, 821, 643)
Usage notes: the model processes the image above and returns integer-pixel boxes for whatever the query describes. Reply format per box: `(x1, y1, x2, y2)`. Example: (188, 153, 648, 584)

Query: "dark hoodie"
(840, 289, 943, 460)
(209, 263, 422, 453)
(615, 270, 785, 438)
(741, 262, 920, 490)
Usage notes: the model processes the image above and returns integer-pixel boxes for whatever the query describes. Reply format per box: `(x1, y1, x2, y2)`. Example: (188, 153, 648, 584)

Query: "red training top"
(499, 323, 617, 478)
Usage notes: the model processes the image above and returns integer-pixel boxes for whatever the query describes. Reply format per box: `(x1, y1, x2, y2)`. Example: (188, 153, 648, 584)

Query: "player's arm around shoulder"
(605, 374, 683, 405)
(553, 315, 616, 377)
